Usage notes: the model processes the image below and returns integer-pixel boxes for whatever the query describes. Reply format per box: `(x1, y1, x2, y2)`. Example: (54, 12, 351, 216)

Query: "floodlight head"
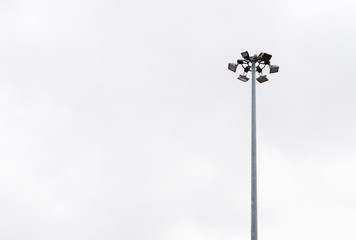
(238, 75, 249, 82)
(256, 75, 268, 83)
(237, 59, 244, 64)
(244, 66, 251, 72)
(260, 53, 272, 63)
(256, 66, 262, 73)
(228, 63, 237, 72)
(241, 51, 250, 60)
(270, 65, 279, 73)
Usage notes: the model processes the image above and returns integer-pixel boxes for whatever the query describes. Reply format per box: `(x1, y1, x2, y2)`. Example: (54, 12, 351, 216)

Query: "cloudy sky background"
(0, 0, 355, 239)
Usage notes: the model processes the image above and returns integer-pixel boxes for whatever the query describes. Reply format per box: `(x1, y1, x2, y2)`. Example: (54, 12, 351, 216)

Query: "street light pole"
(228, 51, 279, 240)
(251, 58, 257, 240)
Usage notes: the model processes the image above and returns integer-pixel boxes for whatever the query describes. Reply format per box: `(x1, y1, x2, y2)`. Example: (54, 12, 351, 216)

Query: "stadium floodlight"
(227, 51, 279, 240)
(228, 63, 237, 72)
(270, 65, 279, 73)
(241, 51, 250, 60)
(260, 53, 272, 63)
(238, 75, 249, 82)
(257, 75, 268, 83)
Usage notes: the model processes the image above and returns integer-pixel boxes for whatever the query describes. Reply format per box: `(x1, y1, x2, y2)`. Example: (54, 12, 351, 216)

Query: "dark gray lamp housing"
(238, 75, 249, 82)
(260, 53, 272, 63)
(241, 51, 250, 60)
(228, 63, 237, 72)
(257, 75, 268, 83)
(269, 65, 279, 73)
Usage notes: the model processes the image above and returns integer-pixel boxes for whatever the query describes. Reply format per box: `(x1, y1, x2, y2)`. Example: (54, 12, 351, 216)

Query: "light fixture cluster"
(228, 51, 279, 83)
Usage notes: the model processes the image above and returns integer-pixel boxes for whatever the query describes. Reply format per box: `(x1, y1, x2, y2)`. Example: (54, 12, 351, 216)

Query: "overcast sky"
(0, 0, 355, 239)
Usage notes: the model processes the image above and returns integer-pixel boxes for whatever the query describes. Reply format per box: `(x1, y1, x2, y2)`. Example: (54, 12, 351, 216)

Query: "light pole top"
(228, 51, 279, 83)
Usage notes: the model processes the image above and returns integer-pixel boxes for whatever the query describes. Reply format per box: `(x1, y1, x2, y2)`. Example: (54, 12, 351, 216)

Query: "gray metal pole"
(251, 57, 257, 240)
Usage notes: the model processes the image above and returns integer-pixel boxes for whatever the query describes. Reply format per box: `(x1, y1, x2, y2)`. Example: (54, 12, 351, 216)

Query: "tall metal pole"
(228, 51, 279, 240)
(251, 57, 257, 240)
